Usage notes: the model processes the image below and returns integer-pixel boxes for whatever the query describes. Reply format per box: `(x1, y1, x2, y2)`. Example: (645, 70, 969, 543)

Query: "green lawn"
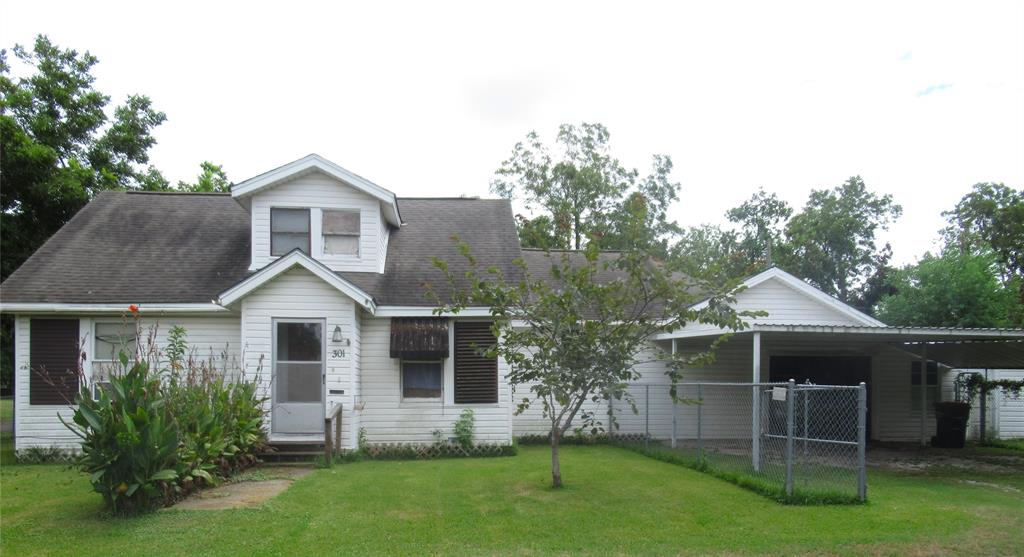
(1, 445, 1022, 556)
(0, 397, 11, 421)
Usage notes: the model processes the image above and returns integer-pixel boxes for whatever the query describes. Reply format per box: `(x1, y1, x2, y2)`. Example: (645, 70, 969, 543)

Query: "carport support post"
(752, 332, 762, 472)
(920, 346, 928, 446)
(858, 382, 867, 502)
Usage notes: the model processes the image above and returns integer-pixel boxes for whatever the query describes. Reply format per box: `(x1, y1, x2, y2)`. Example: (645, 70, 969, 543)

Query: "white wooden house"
(2, 154, 1022, 452)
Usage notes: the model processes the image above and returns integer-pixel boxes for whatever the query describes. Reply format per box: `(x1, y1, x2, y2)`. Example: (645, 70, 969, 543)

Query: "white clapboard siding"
(678, 276, 869, 337)
(14, 314, 242, 452)
(249, 172, 385, 273)
(994, 370, 1024, 438)
(240, 266, 359, 447)
(358, 316, 513, 444)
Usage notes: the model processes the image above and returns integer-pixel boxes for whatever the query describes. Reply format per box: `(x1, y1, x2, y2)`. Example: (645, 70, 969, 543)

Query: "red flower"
(128, 304, 139, 315)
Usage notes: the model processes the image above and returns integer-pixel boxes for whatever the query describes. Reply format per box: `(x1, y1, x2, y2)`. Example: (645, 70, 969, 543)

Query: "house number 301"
(332, 349, 346, 358)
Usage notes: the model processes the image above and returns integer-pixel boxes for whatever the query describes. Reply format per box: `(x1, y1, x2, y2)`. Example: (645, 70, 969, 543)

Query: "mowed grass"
(2, 445, 1023, 557)
(0, 397, 11, 421)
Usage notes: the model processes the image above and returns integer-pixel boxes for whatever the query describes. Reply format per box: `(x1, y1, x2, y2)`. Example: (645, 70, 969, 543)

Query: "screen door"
(272, 320, 325, 434)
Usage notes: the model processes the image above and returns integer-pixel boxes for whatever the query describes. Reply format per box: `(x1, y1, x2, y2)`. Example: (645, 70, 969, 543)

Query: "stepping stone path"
(171, 466, 313, 510)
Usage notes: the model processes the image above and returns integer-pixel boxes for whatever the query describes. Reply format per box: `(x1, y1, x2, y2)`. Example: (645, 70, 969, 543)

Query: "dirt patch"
(171, 466, 313, 510)
(867, 444, 1024, 474)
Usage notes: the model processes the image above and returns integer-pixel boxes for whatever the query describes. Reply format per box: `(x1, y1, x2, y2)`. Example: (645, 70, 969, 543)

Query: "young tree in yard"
(432, 240, 754, 488)
(875, 249, 1021, 327)
(782, 176, 902, 304)
(491, 123, 681, 254)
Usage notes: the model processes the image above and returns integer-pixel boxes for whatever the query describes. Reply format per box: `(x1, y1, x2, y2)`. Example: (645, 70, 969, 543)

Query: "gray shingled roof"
(0, 192, 523, 307)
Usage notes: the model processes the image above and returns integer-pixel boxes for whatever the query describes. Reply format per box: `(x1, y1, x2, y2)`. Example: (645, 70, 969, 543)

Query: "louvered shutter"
(454, 321, 498, 404)
(30, 319, 80, 405)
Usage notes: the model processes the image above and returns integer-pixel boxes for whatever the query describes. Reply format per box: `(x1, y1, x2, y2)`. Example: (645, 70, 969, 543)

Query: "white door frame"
(271, 317, 326, 435)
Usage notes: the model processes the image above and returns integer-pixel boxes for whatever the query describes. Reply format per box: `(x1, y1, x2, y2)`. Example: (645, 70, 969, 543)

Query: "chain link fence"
(609, 381, 867, 502)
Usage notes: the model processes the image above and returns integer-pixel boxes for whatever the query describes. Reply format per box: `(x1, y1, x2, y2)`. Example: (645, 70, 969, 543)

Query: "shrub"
(453, 409, 475, 450)
(62, 319, 267, 513)
(68, 355, 180, 512)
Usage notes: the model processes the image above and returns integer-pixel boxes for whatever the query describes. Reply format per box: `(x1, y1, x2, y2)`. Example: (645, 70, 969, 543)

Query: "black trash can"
(932, 402, 970, 448)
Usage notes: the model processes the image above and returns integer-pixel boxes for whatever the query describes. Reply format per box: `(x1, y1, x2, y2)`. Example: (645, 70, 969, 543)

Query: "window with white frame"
(401, 360, 443, 400)
(93, 322, 138, 397)
(271, 208, 311, 256)
(910, 360, 938, 411)
(322, 209, 360, 256)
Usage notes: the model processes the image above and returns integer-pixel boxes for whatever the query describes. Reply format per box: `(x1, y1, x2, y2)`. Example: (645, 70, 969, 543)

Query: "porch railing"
(324, 403, 343, 464)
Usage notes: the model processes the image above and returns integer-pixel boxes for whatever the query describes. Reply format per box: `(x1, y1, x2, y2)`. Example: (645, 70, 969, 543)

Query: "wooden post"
(324, 417, 333, 465)
(336, 408, 343, 456)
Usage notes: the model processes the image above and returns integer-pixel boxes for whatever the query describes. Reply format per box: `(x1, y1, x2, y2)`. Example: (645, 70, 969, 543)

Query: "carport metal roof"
(657, 324, 1024, 369)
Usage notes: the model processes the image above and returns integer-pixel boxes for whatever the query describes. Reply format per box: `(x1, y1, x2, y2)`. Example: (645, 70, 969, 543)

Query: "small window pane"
(324, 235, 359, 256)
(272, 232, 309, 255)
(271, 208, 310, 233)
(323, 210, 360, 234)
(403, 361, 442, 399)
(277, 322, 322, 361)
(94, 322, 137, 361)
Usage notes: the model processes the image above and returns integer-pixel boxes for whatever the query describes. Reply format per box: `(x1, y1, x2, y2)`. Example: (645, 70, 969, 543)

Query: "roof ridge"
(397, 196, 508, 201)
(124, 190, 232, 196)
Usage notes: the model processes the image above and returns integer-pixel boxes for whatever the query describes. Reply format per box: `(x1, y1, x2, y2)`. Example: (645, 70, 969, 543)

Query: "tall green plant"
(66, 354, 179, 513)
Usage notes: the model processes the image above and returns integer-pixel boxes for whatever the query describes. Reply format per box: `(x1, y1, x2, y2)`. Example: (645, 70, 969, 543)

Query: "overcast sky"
(4, 1, 1022, 265)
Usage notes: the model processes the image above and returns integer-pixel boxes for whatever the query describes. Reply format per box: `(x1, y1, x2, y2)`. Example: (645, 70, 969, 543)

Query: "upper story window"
(322, 209, 360, 256)
(271, 208, 310, 256)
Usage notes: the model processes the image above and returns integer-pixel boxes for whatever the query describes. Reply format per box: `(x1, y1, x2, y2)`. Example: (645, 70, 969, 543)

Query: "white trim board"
(0, 303, 228, 314)
(231, 154, 402, 227)
(218, 249, 377, 313)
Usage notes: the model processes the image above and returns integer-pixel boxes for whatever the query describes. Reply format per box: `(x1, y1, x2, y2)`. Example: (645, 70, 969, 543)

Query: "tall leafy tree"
(726, 187, 793, 270)
(782, 176, 902, 303)
(1, 35, 167, 280)
(671, 224, 746, 283)
(942, 182, 1024, 295)
(875, 248, 1020, 327)
(0, 35, 166, 393)
(177, 161, 231, 193)
(491, 123, 680, 253)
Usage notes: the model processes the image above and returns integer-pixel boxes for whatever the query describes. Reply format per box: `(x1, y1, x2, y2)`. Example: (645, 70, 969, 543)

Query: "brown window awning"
(390, 318, 449, 360)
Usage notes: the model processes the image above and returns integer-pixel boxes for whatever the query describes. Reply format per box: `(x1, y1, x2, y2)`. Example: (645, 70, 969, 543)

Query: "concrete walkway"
(171, 466, 314, 510)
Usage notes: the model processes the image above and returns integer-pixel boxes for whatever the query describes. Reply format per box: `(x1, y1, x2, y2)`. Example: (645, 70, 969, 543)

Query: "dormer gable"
(232, 154, 401, 273)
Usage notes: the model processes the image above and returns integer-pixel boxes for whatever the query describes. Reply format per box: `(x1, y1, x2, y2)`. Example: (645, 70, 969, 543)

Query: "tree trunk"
(550, 429, 563, 488)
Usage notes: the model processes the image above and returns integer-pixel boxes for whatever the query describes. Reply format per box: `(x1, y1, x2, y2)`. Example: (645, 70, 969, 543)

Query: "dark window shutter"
(30, 319, 80, 405)
(454, 321, 497, 404)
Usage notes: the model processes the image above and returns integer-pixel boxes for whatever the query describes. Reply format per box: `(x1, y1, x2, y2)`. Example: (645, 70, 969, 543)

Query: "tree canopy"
(1, 35, 166, 280)
(492, 123, 680, 254)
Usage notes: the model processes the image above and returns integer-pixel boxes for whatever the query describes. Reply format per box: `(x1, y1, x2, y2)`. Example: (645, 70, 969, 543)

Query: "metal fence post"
(785, 379, 795, 497)
(697, 384, 703, 463)
(858, 382, 867, 501)
(644, 384, 650, 452)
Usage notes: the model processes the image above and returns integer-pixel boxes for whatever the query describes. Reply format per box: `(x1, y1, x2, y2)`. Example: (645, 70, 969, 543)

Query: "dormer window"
(322, 209, 360, 256)
(271, 208, 311, 256)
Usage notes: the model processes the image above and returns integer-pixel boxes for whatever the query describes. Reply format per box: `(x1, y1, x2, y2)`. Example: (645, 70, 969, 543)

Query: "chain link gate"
(609, 381, 867, 501)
